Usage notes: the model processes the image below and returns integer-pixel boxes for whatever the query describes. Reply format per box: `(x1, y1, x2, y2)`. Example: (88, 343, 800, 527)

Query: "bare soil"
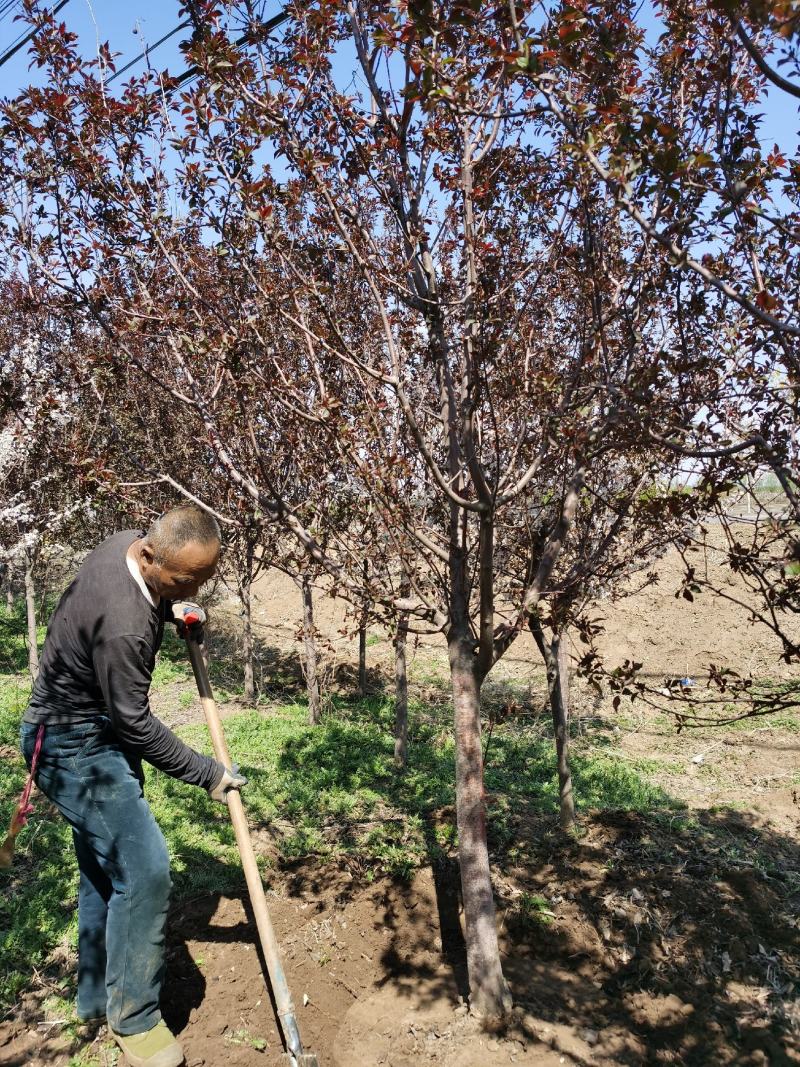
(2, 537, 799, 1067)
(3, 805, 799, 1067)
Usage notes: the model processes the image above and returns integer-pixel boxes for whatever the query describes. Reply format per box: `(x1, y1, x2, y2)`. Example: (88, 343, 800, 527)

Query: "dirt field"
(2, 535, 799, 1067)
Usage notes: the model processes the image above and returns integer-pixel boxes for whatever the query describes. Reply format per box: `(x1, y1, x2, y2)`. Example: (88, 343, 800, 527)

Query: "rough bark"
(358, 622, 367, 696)
(551, 635, 575, 829)
(241, 578, 255, 704)
(301, 575, 321, 725)
(393, 606, 409, 766)
(358, 559, 368, 697)
(530, 618, 576, 830)
(2, 563, 13, 611)
(23, 547, 39, 682)
(239, 538, 256, 703)
(450, 634, 512, 1018)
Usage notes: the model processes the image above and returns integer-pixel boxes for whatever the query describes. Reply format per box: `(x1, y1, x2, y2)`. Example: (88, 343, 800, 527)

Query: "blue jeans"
(20, 718, 171, 1035)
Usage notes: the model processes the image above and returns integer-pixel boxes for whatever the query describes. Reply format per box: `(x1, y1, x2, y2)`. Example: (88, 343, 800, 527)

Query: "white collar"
(127, 551, 157, 608)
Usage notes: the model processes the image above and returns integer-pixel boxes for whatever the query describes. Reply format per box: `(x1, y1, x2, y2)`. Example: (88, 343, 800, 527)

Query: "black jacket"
(25, 530, 222, 789)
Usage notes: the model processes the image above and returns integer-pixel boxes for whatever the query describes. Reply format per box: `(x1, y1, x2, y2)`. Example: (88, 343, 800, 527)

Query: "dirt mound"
(231, 529, 800, 703)
(3, 808, 798, 1067)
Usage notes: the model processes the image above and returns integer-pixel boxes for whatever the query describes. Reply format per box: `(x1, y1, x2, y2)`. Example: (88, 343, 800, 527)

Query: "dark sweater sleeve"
(93, 634, 223, 790)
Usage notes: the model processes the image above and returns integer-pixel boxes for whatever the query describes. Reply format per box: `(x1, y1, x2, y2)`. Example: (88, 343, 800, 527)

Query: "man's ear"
(140, 542, 156, 568)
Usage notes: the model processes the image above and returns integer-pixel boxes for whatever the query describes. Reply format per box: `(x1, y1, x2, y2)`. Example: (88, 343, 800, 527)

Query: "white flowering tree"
(0, 281, 93, 679)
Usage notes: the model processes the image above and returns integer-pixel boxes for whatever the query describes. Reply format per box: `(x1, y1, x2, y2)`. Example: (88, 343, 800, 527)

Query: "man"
(20, 505, 245, 1067)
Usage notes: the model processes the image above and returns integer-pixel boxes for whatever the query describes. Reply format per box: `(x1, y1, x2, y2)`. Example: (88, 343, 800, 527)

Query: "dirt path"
(3, 532, 799, 1067)
(3, 798, 799, 1067)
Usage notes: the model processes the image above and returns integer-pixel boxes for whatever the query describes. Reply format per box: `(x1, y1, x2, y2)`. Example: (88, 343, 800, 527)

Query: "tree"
(526, 0, 800, 700)
(3, 0, 792, 1017)
(0, 278, 95, 679)
(393, 578, 411, 767)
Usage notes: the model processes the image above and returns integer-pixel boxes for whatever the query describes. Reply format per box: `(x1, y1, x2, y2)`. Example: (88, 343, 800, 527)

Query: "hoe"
(182, 610, 319, 1067)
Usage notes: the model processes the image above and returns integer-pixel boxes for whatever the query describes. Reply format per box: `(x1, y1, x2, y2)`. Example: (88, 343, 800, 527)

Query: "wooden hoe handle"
(185, 637, 319, 1067)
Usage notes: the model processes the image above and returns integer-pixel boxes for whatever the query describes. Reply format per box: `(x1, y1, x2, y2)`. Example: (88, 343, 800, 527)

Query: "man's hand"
(172, 601, 206, 642)
(209, 764, 247, 804)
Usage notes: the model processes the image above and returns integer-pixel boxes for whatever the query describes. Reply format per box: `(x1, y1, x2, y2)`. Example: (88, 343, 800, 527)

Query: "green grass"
(150, 625, 192, 688)
(0, 672, 77, 1010)
(0, 644, 684, 1019)
(721, 680, 800, 731)
(514, 892, 554, 929)
(0, 600, 46, 675)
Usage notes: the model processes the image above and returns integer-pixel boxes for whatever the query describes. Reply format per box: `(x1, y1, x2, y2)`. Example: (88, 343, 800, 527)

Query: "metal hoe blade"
(280, 1013, 320, 1067)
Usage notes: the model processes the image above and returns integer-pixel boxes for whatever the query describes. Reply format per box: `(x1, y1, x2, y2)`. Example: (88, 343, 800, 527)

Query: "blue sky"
(0, 0, 235, 94)
(0, 0, 795, 152)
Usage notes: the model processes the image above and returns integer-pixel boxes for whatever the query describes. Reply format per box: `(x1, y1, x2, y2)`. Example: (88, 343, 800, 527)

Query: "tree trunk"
(551, 634, 575, 829)
(450, 636, 512, 1018)
(530, 618, 575, 830)
(24, 547, 39, 682)
(241, 539, 256, 703)
(358, 623, 367, 696)
(3, 566, 12, 611)
(241, 579, 255, 704)
(393, 607, 409, 767)
(38, 577, 49, 625)
(358, 559, 368, 697)
(302, 575, 321, 725)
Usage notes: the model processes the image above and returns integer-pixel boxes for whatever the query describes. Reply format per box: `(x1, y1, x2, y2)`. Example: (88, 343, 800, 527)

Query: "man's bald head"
(144, 505, 221, 564)
(137, 505, 221, 601)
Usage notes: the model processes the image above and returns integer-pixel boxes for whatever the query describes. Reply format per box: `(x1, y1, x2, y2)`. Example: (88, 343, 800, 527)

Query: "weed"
(225, 1027, 268, 1051)
(434, 822, 458, 850)
(151, 656, 190, 689)
(0, 657, 701, 1021)
(514, 892, 554, 928)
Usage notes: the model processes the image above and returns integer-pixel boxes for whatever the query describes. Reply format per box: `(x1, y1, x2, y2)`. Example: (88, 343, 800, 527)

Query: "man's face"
(140, 539, 220, 600)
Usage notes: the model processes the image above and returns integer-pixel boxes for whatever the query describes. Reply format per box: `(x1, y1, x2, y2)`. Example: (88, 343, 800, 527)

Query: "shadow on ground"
(2, 801, 799, 1066)
(2, 679, 799, 1066)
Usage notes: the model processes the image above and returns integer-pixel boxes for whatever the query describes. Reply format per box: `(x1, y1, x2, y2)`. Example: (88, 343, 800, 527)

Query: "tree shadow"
(253, 716, 800, 1064)
(4, 672, 800, 1067)
(447, 806, 799, 1065)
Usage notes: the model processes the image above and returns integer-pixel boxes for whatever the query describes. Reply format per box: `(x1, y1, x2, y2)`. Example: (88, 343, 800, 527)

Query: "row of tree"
(0, 0, 797, 1018)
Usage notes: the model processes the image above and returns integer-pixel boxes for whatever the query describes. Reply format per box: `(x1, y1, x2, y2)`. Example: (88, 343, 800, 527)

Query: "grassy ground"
(4, 597, 800, 1067)
(0, 600, 682, 1026)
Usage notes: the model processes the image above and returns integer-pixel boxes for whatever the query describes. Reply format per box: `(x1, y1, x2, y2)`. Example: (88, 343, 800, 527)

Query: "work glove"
(171, 601, 206, 642)
(209, 763, 247, 804)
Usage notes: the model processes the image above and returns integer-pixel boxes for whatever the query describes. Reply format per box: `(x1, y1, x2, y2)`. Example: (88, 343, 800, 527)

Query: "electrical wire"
(0, 0, 70, 70)
(0, 0, 21, 25)
(0, 2, 288, 93)
(106, 19, 191, 84)
(105, 5, 290, 94)
(171, 8, 290, 92)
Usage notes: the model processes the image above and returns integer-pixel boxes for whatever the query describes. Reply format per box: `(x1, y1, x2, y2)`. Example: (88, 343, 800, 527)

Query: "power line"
(172, 8, 290, 92)
(105, 6, 291, 94)
(0, 1, 21, 26)
(0, 0, 70, 71)
(107, 19, 191, 84)
(0, 3, 289, 94)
